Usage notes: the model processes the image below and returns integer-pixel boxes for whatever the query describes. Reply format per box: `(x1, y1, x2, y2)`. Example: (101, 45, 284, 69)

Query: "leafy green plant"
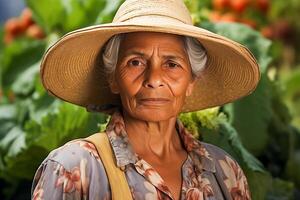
(179, 21, 299, 199)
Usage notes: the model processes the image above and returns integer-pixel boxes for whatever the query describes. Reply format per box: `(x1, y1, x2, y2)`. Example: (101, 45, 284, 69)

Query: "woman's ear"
(185, 78, 197, 97)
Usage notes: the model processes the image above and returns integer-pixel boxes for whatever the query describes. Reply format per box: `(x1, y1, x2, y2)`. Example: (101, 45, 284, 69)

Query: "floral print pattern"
(31, 110, 251, 200)
(55, 158, 88, 195)
(219, 157, 251, 200)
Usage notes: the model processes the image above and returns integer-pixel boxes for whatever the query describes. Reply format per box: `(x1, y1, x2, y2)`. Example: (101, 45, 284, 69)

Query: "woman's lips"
(139, 98, 170, 105)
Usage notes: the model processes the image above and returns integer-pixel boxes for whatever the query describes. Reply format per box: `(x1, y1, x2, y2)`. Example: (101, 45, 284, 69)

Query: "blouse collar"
(105, 110, 216, 172)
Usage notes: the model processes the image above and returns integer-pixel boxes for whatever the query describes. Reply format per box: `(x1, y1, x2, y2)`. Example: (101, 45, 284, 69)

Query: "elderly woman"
(32, 0, 260, 200)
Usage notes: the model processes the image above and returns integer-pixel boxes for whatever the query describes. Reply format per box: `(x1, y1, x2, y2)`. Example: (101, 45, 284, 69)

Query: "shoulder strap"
(84, 133, 132, 200)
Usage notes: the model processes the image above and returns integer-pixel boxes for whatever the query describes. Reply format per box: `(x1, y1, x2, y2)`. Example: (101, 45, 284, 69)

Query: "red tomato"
(26, 24, 45, 39)
(220, 13, 238, 22)
(209, 11, 222, 22)
(240, 18, 257, 29)
(3, 32, 14, 44)
(20, 8, 34, 31)
(4, 18, 22, 36)
(256, 0, 270, 13)
(261, 26, 273, 39)
(230, 0, 249, 13)
(272, 20, 292, 40)
(213, 0, 230, 10)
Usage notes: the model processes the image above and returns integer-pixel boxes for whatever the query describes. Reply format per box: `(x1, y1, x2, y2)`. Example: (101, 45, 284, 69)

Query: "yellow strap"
(84, 133, 132, 200)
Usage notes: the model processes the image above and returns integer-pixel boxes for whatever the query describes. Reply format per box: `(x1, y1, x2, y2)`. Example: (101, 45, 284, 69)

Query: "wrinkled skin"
(110, 31, 196, 200)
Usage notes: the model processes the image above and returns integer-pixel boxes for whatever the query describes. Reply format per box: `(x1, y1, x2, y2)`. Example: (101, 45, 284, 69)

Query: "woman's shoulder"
(199, 141, 244, 176)
(199, 141, 235, 161)
(199, 141, 251, 199)
(43, 139, 102, 171)
(32, 138, 111, 199)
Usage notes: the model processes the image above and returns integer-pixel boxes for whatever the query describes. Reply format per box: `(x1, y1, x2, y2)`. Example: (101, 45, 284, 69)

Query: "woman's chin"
(129, 108, 179, 122)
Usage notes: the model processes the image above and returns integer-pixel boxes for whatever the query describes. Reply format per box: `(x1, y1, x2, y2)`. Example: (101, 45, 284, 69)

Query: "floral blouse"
(31, 111, 251, 200)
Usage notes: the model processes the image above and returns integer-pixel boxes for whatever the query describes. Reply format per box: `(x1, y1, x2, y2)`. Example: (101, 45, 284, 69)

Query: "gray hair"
(102, 33, 207, 80)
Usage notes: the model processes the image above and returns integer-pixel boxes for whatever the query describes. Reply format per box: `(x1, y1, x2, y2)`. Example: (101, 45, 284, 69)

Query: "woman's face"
(110, 32, 196, 122)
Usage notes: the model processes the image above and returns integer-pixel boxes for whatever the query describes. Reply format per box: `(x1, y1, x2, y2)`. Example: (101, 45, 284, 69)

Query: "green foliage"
(0, 101, 107, 181)
(25, 102, 106, 151)
(280, 68, 300, 130)
(180, 108, 267, 198)
(200, 22, 274, 155)
(200, 22, 273, 72)
(182, 109, 265, 172)
(0, 105, 17, 140)
(1, 38, 46, 93)
(224, 75, 273, 155)
(191, 22, 299, 199)
(26, 0, 107, 34)
(267, 178, 295, 200)
(270, 0, 300, 30)
(180, 107, 227, 138)
(96, 0, 124, 24)
(0, 27, 4, 88)
(285, 150, 300, 188)
(245, 169, 272, 200)
(184, 0, 211, 24)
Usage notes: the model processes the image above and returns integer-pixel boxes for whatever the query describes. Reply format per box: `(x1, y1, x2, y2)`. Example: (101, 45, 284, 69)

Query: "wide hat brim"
(41, 20, 260, 113)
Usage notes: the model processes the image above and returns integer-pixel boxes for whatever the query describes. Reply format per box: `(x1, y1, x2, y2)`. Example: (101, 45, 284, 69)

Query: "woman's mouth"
(139, 98, 170, 105)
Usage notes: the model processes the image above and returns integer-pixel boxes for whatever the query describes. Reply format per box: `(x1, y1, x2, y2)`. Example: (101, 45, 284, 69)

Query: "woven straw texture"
(41, 0, 260, 113)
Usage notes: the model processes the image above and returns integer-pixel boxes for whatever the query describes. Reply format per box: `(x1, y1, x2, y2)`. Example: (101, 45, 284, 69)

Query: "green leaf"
(244, 169, 272, 200)
(11, 61, 40, 96)
(1, 38, 46, 91)
(285, 150, 300, 188)
(223, 74, 273, 155)
(1, 145, 49, 180)
(202, 121, 265, 172)
(180, 109, 265, 172)
(63, 0, 106, 32)
(0, 101, 108, 180)
(196, 23, 274, 155)
(281, 68, 300, 98)
(200, 22, 273, 72)
(266, 178, 295, 200)
(0, 104, 17, 121)
(0, 27, 4, 89)
(0, 101, 32, 156)
(279, 68, 300, 130)
(26, 0, 66, 33)
(25, 102, 106, 150)
(184, 0, 211, 24)
(27, 0, 107, 34)
(180, 107, 227, 138)
(0, 126, 24, 154)
(96, 0, 124, 23)
(0, 104, 19, 140)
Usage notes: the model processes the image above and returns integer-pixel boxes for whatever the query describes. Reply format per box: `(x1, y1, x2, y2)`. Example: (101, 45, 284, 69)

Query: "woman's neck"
(122, 111, 184, 161)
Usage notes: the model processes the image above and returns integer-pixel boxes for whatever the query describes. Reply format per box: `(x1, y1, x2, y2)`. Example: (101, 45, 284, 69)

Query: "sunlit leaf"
(200, 22, 272, 72)
(27, 0, 107, 34)
(1, 38, 45, 91)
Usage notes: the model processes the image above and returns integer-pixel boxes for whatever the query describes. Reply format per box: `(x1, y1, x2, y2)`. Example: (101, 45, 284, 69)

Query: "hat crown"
(113, 0, 193, 25)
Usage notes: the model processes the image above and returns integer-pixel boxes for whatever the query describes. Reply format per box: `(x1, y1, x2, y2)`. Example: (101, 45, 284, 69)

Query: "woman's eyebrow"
(123, 50, 146, 57)
(162, 55, 185, 61)
(123, 49, 186, 60)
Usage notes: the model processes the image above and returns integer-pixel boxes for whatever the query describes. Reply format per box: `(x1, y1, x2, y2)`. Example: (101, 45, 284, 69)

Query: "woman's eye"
(128, 59, 144, 67)
(167, 62, 180, 68)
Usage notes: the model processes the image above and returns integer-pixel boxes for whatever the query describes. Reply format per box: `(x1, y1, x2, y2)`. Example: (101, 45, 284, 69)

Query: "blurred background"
(0, 0, 299, 199)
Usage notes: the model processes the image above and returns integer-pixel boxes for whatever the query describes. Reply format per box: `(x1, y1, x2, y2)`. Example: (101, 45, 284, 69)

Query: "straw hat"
(40, 0, 260, 113)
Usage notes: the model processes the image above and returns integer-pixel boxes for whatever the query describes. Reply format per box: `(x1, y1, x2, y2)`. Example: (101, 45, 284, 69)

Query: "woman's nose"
(143, 65, 165, 89)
